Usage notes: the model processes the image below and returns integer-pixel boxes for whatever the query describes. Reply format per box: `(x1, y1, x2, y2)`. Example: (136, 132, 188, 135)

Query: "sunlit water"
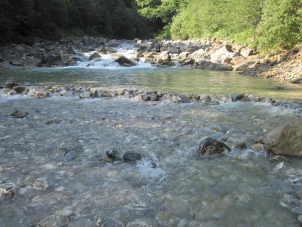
(0, 45, 302, 226)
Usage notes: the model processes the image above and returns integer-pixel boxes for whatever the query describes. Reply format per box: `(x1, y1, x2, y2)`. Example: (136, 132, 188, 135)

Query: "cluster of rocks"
(241, 44, 302, 83)
(2, 82, 302, 112)
(274, 165, 302, 225)
(133, 37, 260, 71)
(0, 36, 122, 69)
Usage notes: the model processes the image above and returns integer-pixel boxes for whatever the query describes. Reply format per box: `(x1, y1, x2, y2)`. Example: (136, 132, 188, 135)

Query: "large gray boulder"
(39, 52, 66, 67)
(263, 120, 302, 156)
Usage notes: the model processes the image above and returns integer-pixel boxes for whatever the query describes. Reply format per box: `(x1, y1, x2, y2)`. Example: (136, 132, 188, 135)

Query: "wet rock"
(227, 137, 247, 149)
(115, 56, 137, 67)
(263, 120, 302, 156)
(36, 215, 59, 227)
(89, 52, 101, 60)
(101, 219, 124, 227)
(79, 91, 91, 99)
(33, 177, 49, 190)
(249, 143, 264, 152)
(64, 150, 77, 162)
(39, 53, 66, 67)
(296, 187, 302, 199)
(123, 151, 142, 162)
(198, 137, 231, 156)
(13, 86, 25, 93)
(215, 64, 233, 71)
(298, 215, 302, 224)
(14, 110, 28, 118)
(35, 90, 49, 99)
(0, 183, 15, 200)
(5, 82, 19, 89)
(232, 94, 244, 101)
(150, 93, 158, 101)
(293, 206, 302, 215)
(106, 148, 118, 159)
(181, 59, 195, 66)
(171, 95, 179, 103)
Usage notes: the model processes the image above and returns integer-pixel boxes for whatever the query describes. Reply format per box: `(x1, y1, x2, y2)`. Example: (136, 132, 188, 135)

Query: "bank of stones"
(1, 84, 302, 112)
(1, 37, 300, 83)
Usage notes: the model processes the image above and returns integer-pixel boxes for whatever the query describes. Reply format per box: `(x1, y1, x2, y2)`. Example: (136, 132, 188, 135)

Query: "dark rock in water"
(232, 94, 244, 101)
(5, 82, 19, 89)
(263, 120, 302, 156)
(123, 151, 142, 162)
(150, 93, 158, 101)
(14, 110, 28, 118)
(199, 137, 231, 156)
(115, 56, 137, 67)
(89, 52, 101, 60)
(101, 219, 124, 227)
(106, 148, 118, 159)
(64, 150, 77, 162)
(13, 86, 25, 93)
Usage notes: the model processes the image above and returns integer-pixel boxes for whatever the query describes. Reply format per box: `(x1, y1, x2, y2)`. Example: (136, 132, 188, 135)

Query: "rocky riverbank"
(1, 36, 300, 83)
(241, 44, 302, 83)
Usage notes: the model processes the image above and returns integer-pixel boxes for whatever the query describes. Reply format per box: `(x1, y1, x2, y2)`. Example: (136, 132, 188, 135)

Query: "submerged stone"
(199, 137, 231, 156)
(123, 151, 142, 162)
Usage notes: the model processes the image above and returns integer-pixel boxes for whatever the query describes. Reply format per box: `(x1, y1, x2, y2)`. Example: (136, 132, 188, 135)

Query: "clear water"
(0, 67, 302, 101)
(0, 45, 302, 226)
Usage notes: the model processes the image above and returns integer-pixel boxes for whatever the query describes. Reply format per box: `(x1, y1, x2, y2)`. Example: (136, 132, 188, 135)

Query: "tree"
(257, 0, 302, 51)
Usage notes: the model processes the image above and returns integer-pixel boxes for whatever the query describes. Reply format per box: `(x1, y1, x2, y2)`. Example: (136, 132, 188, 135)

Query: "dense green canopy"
(136, 0, 302, 52)
(0, 0, 156, 44)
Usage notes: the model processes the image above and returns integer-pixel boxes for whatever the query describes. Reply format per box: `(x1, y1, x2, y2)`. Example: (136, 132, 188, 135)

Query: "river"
(0, 44, 301, 226)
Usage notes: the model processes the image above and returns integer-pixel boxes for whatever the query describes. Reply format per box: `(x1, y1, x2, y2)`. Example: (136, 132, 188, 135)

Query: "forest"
(136, 0, 302, 52)
(0, 0, 162, 44)
(0, 0, 301, 53)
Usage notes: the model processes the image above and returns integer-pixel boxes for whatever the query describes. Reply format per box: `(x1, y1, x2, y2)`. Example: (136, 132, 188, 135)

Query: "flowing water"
(0, 44, 302, 227)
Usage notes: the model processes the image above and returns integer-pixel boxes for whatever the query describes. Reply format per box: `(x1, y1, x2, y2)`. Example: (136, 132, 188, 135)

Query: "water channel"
(0, 44, 302, 226)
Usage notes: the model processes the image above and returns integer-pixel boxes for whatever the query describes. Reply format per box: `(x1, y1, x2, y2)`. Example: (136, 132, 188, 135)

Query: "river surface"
(0, 46, 302, 227)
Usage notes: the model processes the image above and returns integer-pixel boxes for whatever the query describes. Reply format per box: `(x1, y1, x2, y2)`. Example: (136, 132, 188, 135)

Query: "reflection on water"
(0, 67, 301, 100)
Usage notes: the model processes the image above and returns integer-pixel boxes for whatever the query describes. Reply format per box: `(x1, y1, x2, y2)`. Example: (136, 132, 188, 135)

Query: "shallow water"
(0, 44, 302, 226)
(0, 96, 301, 226)
(1, 67, 302, 101)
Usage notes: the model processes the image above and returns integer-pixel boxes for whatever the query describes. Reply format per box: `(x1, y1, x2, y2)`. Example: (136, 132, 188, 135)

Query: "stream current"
(0, 44, 302, 226)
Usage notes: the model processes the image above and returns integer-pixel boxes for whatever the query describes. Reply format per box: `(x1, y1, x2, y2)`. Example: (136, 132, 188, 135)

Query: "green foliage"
(155, 24, 172, 39)
(135, 0, 187, 23)
(0, 0, 155, 44)
(257, 0, 302, 52)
